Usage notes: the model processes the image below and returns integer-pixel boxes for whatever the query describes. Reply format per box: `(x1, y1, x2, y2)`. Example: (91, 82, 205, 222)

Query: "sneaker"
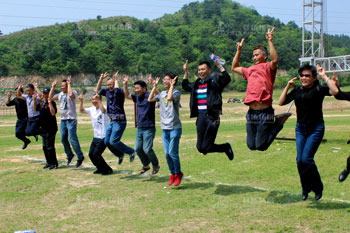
(118, 155, 124, 165)
(225, 143, 234, 161)
(168, 174, 176, 185)
(22, 140, 31, 150)
(34, 135, 39, 142)
(49, 164, 58, 170)
(174, 172, 184, 186)
(129, 151, 135, 163)
(275, 112, 292, 123)
(67, 154, 75, 165)
(101, 169, 113, 176)
(43, 163, 50, 169)
(75, 158, 84, 168)
(152, 165, 160, 175)
(138, 166, 150, 175)
(339, 169, 349, 182)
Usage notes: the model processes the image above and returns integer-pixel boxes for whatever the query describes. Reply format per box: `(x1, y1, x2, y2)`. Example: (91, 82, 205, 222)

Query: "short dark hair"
(25, 84, 34, 90)
(62, 79, 67, 83)
(134, 80, 147, 89)
(15, 87, 24, 93)
(253, 45, 268, 55)
(198, 61, 211, 69)
(298, 64, 317, 77)
(164, 72, 178, 85)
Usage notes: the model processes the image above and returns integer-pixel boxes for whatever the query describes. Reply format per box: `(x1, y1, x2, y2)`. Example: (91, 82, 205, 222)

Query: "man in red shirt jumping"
(232, 27, 290, 151)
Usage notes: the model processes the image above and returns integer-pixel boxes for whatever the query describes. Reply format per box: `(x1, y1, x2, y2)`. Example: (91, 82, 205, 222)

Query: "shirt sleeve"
(98, 88, 106, 96)
(85, 106, 92, 116)
(241, 67, 248, 80)
(72, 90, 78, 97)
(320, 85, 331, 97)
(6, 99, 15, 106)
(335, 89, 350, 101)
(282, 87, 298, 105)
(172, 90, 181, 103)
(154, 94, 160, 102)
(54, 93, 59, 99)
(131, 94, 137, 103)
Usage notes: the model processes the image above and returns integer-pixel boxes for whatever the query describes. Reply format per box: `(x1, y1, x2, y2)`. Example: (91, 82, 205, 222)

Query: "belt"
(29, 115, 39, 120)
(248, 106, 273, 114)
(109, 115, 126, 121)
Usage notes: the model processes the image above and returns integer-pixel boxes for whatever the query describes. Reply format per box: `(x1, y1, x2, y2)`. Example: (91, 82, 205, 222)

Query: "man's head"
(61, 80, 68, 93)
(15, 87, 24, 97)
(198, 61, 211, 80)
(91, 94, 101, 107)
(298, 64, 318, 88)
(25, 84, 34, 96)
(252, 45, 268, 65)
(163, 72, 177, 89)
(133, 80, 147, 97)
(107, 78, 115, 91)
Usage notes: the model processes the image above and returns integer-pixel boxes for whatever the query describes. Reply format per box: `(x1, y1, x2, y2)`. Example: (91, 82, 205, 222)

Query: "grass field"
(1, 88, 350, 232)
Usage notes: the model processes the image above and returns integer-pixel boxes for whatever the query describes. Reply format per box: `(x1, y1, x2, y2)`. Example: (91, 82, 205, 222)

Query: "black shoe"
(225, 143, 234, 161)
(34, 135, 38, 142)
(339, 169, 349, 182)
(43, 163, 50, 169)
(347, 140, 350, 144)
(67, 154, 75, 165)
(22, 140, 31, 150)
(93, 169, 103, 174)
(118, 155, 124, 165)
(101, 169, 113, 175)
(75, 158, 84, 168)
(315, 192, 323, 201)
(49, 165, 58, 170)
(302, 193, 308, 201)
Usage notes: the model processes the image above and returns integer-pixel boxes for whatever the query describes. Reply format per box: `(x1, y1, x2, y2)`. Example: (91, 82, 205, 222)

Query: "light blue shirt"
(22, 94, 40, 118)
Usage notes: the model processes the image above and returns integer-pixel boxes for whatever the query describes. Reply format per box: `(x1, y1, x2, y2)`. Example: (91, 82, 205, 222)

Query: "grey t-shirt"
(55, 90, 78, 120)
(154, 90, 182, 130)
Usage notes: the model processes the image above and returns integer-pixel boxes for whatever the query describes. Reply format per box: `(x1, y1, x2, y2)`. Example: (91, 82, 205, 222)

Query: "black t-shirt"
(282, 81, 331, 125)
(38, 101, 58, 132)
(6, 97, 28, 120)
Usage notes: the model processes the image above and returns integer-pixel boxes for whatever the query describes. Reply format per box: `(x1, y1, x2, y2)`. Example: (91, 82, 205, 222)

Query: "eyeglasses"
(300, 73, 312, 77)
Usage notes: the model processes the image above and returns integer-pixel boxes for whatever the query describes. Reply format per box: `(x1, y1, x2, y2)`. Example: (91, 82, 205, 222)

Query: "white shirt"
(85, 106, 109, 139)
(55, 90, 78, 120)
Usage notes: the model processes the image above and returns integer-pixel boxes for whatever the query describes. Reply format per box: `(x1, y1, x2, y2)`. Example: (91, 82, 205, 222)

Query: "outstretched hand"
(67, 76, 71, 85)
(332, 72, 339, 87)
(52, 80, 57, 88)
(171, 76, 178, 86)
(122, 75, 129, 85)
(154, 77, 160, 87)
(78, 93, 83, 101)
(316, 64, 326, 77)
(183, 59, 189, 72)
(112, 71, 119, 81)
(288, 77, 298, 88)
(7, 90, 12, 98)
(266, 27, 275, 41)
(100, 72, 109, 80)
(236, 38, 245, 49)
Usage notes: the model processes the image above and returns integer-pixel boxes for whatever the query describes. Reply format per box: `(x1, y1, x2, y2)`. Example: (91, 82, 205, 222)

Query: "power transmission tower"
(299, 0, 350, 74)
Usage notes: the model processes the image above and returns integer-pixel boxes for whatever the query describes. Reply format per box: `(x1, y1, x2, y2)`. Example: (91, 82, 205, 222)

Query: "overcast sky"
(0, 0, 349, 35)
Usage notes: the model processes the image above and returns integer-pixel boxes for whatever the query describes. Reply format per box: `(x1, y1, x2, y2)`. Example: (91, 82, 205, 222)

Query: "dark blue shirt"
(132, 92, 155, 128)
(98, 88, 126, 120)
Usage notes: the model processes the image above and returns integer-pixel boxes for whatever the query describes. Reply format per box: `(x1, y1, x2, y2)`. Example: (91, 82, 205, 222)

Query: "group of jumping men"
(6, 28, 350, 195)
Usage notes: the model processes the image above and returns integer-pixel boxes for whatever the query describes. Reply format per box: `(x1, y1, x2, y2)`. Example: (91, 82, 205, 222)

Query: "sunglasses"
(300, 73, 312, 77)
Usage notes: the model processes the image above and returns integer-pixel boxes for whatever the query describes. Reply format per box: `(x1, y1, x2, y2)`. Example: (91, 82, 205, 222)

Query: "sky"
(0, 0, 349, 36)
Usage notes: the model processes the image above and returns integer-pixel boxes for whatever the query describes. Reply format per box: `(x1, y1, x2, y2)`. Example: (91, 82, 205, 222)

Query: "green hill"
(1, 0, 350, 81)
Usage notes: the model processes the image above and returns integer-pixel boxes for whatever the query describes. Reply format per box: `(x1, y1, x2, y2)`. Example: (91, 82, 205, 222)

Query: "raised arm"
(33, 93, 38, 112)
(96, 94, 106, 114)
(48, 96, 56, 116)
(182, 60, 194, 92)
(96, 72, 108, 93)
(266, 27, 278, 71)
(6, 90, 12, 105)
(112, 71, 120, 89)
(123, 75, 132, 100)
(67, 76, 75, 99)
(167, 76, 178, 101)
(317, 64, 339, 96)
(78, 93, 86, 114)
(231, 38, 245, 75)
(147, 74, 159, 95)
(33, 82, 43, 99)
(148, 77, 160, 102)
(278, 77, 297, 106)
(49, 80, 58, 101)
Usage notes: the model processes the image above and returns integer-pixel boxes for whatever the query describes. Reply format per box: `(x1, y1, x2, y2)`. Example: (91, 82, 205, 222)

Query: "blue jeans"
(162, 128, 182, 175)
(295, 122, 324, 194)
(60, 119, 84, 161)
(135, 127, 158, 167)
(105, 121, 134, 157)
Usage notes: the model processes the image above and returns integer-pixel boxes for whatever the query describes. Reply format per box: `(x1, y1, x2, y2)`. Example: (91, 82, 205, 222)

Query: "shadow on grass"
(308, 201, 350, 210)
(266, 191, 302, 204)
(214, 184, 266, 196)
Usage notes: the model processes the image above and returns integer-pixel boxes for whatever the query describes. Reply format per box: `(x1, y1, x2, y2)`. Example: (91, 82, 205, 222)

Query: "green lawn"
(1, 90, 350, 232)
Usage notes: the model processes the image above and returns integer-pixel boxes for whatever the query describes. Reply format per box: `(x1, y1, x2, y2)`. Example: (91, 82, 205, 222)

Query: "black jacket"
(182, 71, 231, 118)
(335, 88, 350, 101)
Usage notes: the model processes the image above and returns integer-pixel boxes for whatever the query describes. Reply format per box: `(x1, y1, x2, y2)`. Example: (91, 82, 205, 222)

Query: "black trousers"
(196, 113, 227, 155)
(246, 107, 283, 151)
(26, 116, 42, 136)
(297, 163, 323, 194)
(16, 119, 30, 144)
(347, 156, 350, 170)
(89, 138, 112, 172)
(42, 130, 58, 166)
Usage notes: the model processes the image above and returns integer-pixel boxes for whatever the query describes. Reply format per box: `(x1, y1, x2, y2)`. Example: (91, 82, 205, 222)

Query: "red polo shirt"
(242, 62, 276, 106)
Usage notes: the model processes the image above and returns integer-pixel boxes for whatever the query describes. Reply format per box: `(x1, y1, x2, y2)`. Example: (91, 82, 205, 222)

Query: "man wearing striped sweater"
(182, 60, 234, 161)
